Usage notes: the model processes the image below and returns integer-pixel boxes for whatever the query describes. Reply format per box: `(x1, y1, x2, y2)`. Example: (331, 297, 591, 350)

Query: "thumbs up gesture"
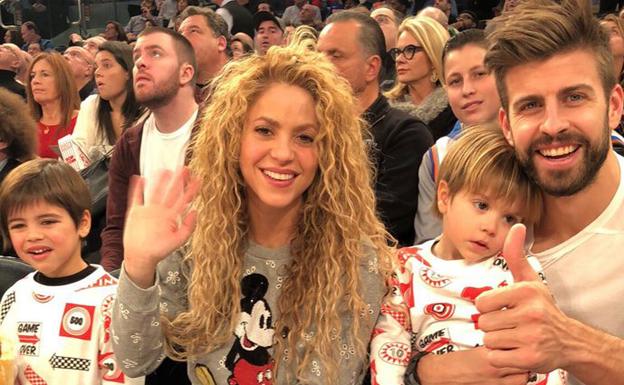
(475, 224, 572, 374)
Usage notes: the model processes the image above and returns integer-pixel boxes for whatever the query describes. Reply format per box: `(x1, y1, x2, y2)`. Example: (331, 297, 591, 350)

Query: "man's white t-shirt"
(532, 154, 624, 385)
(139, 110, 197, 201)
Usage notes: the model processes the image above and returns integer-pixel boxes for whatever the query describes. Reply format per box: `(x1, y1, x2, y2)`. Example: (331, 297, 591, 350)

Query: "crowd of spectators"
(1, 0, 624, 384)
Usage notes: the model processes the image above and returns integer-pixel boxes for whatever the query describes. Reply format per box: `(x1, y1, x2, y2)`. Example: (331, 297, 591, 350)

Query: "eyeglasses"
(389, 44, 424, 61)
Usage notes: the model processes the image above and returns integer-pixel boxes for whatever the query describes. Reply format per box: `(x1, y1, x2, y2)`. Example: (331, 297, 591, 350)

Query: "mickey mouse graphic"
(226, 273, 275, 385)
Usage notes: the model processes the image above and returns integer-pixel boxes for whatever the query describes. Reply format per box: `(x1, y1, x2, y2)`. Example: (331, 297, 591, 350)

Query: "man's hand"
(476, 224, 571, 373)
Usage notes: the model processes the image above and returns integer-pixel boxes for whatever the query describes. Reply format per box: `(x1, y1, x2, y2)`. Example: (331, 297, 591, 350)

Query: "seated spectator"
(73, 41, 145, 156)
(27, 41, 42, 56)
(125, 5, 157, 40)
(386, 15, 457, 140)
(452, 10, 478, 31)
(63, 46, 96, 101)
(100, 27, 199, 271)
(299, 3, 325, 30)
(110, 43, 393, 385)
(254, 11, 284, 54)
(372, 124, 565, 385)
(231, 35, 254, 59)
(257, 1, 273, 12)
(178, 6, 230, 89)
(84, 36, 107, 57)
(3, 29, 24, 47)
(0, 88, 37, 183)
(371, 6, 402, 51)
(103, 21, 130, 43)
(418, 6, 450, 29)
(20, 21, 53, 52)
(283, 0, 322, 26)
(0, 43, 25, 98)
(25, 52, 80, 159)
(0, 159, 140, 385)
(214, 0, 255, 37)
(414, 29, 501, 243)
(601, 14, 624, 82)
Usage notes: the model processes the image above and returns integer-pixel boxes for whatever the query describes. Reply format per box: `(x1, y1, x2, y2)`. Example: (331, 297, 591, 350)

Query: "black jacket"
(0, 70, 25, 99)
(364, 94, 434, 246)
(223, 1, 255, 37)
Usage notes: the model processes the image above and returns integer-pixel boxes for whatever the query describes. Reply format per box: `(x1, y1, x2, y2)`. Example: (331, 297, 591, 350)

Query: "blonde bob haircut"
(385, 15, 450, 101)
(434, 122, 542, 225)
(164, 45, 394, 381)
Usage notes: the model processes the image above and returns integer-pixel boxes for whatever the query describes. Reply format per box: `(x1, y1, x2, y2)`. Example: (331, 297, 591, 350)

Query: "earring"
(430, 71, 438, 83)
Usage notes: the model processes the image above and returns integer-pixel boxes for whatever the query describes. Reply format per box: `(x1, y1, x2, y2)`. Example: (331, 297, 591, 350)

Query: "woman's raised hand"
(123, 168, 200, 288)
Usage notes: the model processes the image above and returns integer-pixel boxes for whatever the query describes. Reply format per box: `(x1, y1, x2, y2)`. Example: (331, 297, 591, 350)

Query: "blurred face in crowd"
(444, 44, 499, 126)
(179, 15, 224, 74)
(28, 43, 42, 57)
(456, 12, 477, 30)
(4, 30, 12, 44)
(231, 40, 247, 59)
(21, 24, 36, 43)
(394, 31, 432, 86)
(95, 50, 129, 102)
(255, 20, 283, 55)
(601, 20, 624, 77)
(104, 23, 120, 41)
(63, 46, 95, 82)
(371, 8, 398, 50)
(178, 0, 189, 12)
(0, 44, 20, 71)
(257, 3, 271, 12)
(434, 0, 451, 16)
(300, 4, 317, 23)
(30, 58, 59, 105)
(133, 32, 182, 108)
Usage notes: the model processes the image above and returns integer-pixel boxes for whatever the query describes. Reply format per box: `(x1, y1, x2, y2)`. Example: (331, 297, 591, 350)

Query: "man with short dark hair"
(413, 1, 624, 384)
(318, 11, 434, 246)
(253, 11, 284, 55)
(101, 27, 199, 271)
(178, 6, 230, 89)
(20, 21, 53, 52)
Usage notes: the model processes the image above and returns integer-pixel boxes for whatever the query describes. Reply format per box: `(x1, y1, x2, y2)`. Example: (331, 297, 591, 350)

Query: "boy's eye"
(473, 201, 488, 211)
(504, 215, 520, 225)
(41, 219, 58, 226)
(8, 223, 25, 230)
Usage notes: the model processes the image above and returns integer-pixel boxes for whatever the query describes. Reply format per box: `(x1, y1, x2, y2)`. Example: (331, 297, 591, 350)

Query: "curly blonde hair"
(163, 45, 394, 382)
(385, 15, 450, 101)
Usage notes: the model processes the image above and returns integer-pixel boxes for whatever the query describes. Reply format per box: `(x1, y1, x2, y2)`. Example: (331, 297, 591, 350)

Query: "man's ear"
(608, 83, 624, 130)
(365, 54, 382, 84)
(437, 179, 451, 215)
(77, 209, 92, 238)
(499, 107, 514, 146)
(179, 62, 195, 86)
(217, 35, 227, 53)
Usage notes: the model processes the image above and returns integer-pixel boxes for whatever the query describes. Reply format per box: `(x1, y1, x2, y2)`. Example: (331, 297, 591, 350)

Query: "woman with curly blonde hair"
(386, 15, 457, 140)
(111, 44, 394, 385)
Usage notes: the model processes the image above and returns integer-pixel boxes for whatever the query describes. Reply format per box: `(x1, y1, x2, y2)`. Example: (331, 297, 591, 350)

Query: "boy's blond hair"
(434, 122, 542, 224)
(0, 159, 91, 250)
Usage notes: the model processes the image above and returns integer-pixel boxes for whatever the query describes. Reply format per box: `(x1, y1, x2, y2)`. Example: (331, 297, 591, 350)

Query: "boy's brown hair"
(0, 159, 91, 250)
(434, 122, 542, 224)
(485, 0, 614, 112)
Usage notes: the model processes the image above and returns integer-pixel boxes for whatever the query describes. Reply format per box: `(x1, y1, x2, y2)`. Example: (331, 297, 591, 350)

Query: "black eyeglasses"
(389, 44, 424, 61)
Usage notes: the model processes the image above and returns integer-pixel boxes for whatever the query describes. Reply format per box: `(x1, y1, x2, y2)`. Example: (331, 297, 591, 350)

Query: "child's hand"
(123, 168, 199, 288)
